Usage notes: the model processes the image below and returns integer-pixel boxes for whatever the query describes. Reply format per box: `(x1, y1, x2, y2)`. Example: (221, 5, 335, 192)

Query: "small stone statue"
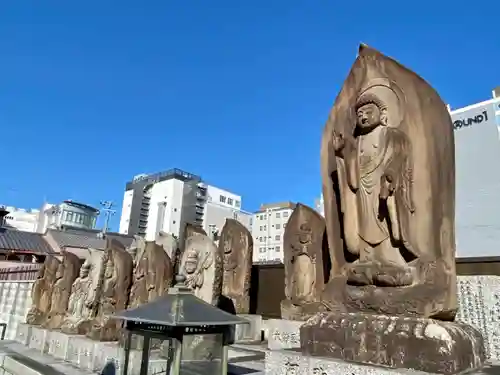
(87, 239, 133, 341)
(280, 204, 328, 320)
(180, 233, 222, 306)
(26, 256, 60, 325)
(60, 249, 106, 335)
(43, 252, 80, 329)
(218, 219, 253, 313)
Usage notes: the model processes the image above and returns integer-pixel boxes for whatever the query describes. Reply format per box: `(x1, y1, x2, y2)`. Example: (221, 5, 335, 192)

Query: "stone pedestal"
(234, 314, 262, 343)
(266, 319, 303, 350)
(14, 322, 32, 345)
(46, 331, 70, 360)
(300, 312, 486, 375)
(28, 326, 48, 352)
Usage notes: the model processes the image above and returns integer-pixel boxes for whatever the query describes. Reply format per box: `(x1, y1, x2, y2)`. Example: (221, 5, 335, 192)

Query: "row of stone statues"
(26, 219, 253, 342)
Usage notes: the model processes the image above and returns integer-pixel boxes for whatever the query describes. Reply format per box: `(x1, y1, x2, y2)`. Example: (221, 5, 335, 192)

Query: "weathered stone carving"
(300, 44, 485, 375)
(280, 204, 329, 320)
(180, 233, 222, 305)
(26, 256, 60, 325)
(86, 239, 133, 341)
(43, 252, 80, 330)
(301, 312, 486, 375)
(218, 219, 253, 314)
(319, 44, 457, 319)
(60, 249, 106, 335)
(129, 240, 174, 308)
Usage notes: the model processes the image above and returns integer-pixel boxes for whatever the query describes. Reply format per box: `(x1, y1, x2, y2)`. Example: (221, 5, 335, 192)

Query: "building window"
(66, 211, 73, 221)
(173, 220, 176, 224)
(276, 246, 281, 251)
(275, 224, 281, 230)
(275, 235, 280, 241)
(235, 200, 241, 208)
(283, 211, 289, 218)
(263, 225, 267, 231)
(276, 212, 281, 218)
(227, 198, 233, 205)
(259, 247, 266, 253)
(259, 237, 263, 242)
(220, 195, 226, 203)
(260, 215, 265, 220)
(174, 208, 177, 212)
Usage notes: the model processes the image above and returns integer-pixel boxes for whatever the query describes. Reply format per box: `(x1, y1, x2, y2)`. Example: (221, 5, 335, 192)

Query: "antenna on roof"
(100, 201, 116, 234)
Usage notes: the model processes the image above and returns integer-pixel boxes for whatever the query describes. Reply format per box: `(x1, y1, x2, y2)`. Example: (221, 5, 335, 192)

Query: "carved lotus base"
(280, 300, 330, 321)
(300, 311, 486, 375)
(26, 308, 46, 326)
(42, 313, 65, 330)
(85, 318, 121, 342)
(321, 274, 456, 320)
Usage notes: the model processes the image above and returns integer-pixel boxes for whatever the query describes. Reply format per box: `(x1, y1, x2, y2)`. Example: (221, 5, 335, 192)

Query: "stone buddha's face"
(184, 250, 198, 275)
(356, 103, 382, 130)
(104, 256, 114, 278)
(80, 265, 90, 278)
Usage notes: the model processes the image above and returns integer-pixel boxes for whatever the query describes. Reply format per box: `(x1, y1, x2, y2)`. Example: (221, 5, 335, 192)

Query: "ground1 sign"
(451, 102, 497, 131)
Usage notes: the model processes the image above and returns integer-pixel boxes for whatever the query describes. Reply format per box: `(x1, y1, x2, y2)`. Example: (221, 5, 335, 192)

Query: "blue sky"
(0, 1, 499, 230)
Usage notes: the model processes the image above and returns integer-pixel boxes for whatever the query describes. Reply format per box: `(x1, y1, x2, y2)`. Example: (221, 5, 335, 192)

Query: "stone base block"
(266, 319, 302, 350)
(28, 326, 47, 353)
(266, 349, 434, 375)
(234, 314, 262, 343)
(14, 323, 32, 345)
(46, 331, 70, 360)
(301, 312, 486, 375)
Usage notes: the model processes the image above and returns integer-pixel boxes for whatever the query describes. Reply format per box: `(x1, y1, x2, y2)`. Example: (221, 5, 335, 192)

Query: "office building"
(252, 202, 296, 263)
(118, 168, 250, 241)
(450, 90, 500, 258)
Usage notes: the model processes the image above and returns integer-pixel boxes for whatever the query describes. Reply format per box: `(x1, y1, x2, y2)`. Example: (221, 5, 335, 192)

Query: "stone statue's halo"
(356, 78, 406, 129)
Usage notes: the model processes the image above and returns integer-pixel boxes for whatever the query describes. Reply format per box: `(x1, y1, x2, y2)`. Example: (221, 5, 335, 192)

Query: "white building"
(36, 201, 100, 233)
(450, 89, 500, 258)
(2, 200, 100, 234)
(314, 195, 324, 217)
(2, 206, 40, 232)
(118, 168, 251, 241)
(252, 202, 296, 263)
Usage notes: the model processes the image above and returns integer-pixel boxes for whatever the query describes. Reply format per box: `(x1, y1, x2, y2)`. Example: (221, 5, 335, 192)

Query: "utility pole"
(100, 200, 116, 234)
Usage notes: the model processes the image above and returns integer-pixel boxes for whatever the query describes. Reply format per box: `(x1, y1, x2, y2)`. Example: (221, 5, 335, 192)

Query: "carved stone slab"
(281, 204, 328, 321)
(301, 311, 485, 374)
(86, 239, 133, 341)
(219, 219, 253, 314)
(26, 256, 61, 326)
(266, 319, 303, 350)
(180, 232, 222, 305)
(43, 252, 80, 330)
(129, 240, 174, 308)
(320, 44, 457, 320)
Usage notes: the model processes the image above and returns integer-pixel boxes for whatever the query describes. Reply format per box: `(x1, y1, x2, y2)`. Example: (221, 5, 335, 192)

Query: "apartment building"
(252, 202, 296, 263)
